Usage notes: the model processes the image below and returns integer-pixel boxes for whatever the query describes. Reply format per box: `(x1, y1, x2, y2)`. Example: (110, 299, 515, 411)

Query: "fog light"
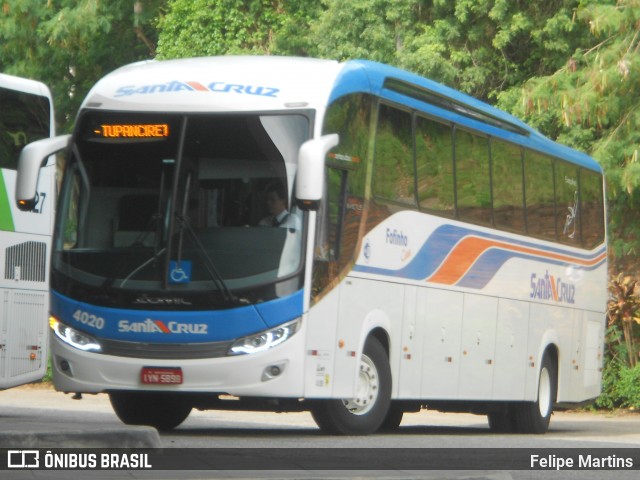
(261, 362, 286, 382)
(58, 358, 74, 377)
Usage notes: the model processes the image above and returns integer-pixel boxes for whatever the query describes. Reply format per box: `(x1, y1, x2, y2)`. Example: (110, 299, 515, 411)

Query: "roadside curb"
(0, 426, 161, 448)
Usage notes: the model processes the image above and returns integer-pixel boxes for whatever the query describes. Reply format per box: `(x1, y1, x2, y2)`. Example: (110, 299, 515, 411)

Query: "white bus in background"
(0, 73, 55, 389)
(16, 56, 607, 434)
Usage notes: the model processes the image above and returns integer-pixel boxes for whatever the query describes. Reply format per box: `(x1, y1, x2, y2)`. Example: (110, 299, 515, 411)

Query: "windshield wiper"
(100, 212, 164, 290)
(118, 246, 166, 288)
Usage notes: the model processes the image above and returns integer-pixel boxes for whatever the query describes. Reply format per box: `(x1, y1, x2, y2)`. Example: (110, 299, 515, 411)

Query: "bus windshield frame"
(52, 110, 312, 310)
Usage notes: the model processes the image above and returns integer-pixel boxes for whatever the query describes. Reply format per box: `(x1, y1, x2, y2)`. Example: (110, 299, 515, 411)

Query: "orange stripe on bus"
(427, 236, 606, 286)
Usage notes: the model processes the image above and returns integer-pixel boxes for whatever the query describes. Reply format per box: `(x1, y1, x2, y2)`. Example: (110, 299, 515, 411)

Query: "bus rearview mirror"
(16, 135, 71, 211)
(296, 134, 339, 211)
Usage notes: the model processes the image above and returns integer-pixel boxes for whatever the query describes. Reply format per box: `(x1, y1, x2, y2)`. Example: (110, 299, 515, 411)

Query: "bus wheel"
(379, 402, 404, 431)
(487, 404, 517, 433)
(310, 337, 391, 435)
(109, 392, 192, 431)
(514, 353, 557, 434)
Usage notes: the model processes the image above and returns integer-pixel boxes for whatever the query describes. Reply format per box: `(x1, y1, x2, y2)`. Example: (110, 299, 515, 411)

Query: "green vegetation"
(598, 275, 640, 409)
(0, 0, 160, 133)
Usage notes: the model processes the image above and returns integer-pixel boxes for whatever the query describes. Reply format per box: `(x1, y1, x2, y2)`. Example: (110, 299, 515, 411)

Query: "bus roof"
(0, 73, 52, 98)
(337, 60, 602, 173)
(81, 56, 344, 113)
(81, 56, 601, 173)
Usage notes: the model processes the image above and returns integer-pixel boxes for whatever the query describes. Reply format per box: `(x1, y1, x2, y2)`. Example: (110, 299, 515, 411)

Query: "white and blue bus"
(16, 56, 606, 434)
(0, 73, 55, 389)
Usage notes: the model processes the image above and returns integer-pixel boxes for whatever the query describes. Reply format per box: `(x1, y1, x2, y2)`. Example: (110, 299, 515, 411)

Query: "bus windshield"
(53, 112, 310, 308)
(0, 84, 51, 170)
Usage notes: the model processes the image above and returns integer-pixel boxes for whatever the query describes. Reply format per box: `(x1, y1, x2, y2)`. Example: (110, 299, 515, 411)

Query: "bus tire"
(487, 404, 517, 433)
(109, 391, 192, 431)
(379, 402, 404, 431)
(514, 353, 557, 434)
(310, 337, 391, 435)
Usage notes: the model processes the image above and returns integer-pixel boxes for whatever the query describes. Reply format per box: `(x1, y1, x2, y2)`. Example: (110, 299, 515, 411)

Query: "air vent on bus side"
(4, 241, 47, 282)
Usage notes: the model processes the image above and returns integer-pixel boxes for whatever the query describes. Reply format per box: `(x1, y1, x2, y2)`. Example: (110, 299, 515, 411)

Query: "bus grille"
(4, 241, 46, 282)
(99, 338, 235, 359)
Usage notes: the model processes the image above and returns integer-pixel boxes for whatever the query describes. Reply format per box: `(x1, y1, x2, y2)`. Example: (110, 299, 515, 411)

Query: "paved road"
(1, 384, 639, 479)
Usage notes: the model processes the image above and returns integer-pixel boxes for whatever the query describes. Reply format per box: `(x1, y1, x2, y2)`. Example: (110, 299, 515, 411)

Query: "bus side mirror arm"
(295, 134, 339, 211)
(16, 135, 71, 211)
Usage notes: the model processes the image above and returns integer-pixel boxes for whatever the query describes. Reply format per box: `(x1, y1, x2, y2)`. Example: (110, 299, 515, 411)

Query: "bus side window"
(525, 151, 556, 240)
(62, 167, 81, 249)
(491, 140, 525, 232)
(416, 115, 454, 215)
(315, 167, 348, 263)
(0, 86, 50, 170)
(313, 94, 371, 300)
(580, 169, 605, 249)
(555, 161, 580, 245)
(373, 104, 415, 206)
(455, 128, 491, 225)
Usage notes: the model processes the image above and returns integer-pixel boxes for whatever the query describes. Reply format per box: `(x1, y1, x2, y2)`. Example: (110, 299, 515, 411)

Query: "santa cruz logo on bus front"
(114, 81, 280, 98)
(118, 318, 208, 335)
(530, 270, 576, 304)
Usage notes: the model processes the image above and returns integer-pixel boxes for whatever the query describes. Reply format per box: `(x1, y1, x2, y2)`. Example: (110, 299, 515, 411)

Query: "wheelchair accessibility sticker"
(169, 260, 192, 284)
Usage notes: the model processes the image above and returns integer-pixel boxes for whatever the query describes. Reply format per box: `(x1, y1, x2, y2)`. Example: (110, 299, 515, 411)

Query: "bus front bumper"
(49, 327, 306, 398)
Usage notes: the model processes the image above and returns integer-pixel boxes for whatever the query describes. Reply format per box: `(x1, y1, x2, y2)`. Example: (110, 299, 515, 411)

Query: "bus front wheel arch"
(310, 336, 392, 435)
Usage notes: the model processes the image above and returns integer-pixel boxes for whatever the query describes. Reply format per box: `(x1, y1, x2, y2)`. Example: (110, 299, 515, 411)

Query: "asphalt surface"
(2, 384, 640, 479)
(2, 382, 640, 449)
(0, 383, 160, 448)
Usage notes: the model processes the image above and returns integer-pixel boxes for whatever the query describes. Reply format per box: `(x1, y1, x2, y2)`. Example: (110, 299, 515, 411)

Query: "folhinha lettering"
(386, 228, 408, 247)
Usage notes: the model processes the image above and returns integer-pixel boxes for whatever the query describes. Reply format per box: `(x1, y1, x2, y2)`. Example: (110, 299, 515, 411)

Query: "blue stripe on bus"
(353, 224, 606, 288)
(50, 289, 304, 344)
(454, 249, 603, 290)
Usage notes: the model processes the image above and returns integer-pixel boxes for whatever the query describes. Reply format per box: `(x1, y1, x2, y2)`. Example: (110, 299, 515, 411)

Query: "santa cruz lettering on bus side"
(529, 271, 576, 304)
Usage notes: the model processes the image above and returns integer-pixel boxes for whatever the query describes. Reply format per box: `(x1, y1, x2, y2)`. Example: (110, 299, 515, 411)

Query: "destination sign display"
(92, 123, 170, 139)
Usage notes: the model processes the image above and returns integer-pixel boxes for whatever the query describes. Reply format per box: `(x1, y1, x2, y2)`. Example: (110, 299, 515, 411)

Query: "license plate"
(141, 367, 183, 385)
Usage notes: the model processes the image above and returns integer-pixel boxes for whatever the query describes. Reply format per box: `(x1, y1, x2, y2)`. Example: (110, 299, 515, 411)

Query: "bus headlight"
(228, 319, 301, 355)
(49, 316, 102, 353)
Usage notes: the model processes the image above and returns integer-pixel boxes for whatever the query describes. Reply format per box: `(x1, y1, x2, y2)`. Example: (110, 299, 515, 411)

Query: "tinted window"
(580, 169, 605, 249)
(373, 104, 415, 205)
(415, 115, 454, 214)
(455, 128, 491, 224)
(555, 161, 580, 245)
(525, 151, 556, 240)
(492, 140, 524, 231)
(0, 86, 50, 169)
(314, 94, 371, 299)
